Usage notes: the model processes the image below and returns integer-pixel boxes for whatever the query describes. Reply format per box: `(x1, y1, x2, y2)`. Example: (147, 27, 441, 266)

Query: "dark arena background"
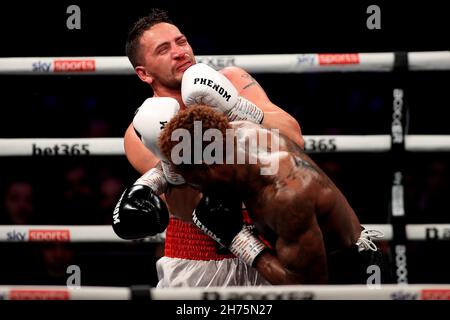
(0, 0, 449, 302)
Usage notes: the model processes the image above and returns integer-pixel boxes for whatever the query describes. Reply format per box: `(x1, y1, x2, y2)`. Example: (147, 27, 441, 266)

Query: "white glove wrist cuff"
(161, 161, 186, 185)
(229, 226, 266, 266)
(134, 167, 168, 195)
(227, 97, 264, 124)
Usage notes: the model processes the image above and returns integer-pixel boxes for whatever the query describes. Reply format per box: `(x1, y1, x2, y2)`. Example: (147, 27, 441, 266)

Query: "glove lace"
(356, 229, 384, 252)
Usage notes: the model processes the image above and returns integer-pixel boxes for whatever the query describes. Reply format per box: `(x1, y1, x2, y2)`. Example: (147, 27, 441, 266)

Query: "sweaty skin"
(179, 121, 362, 284)
(124, 23, 303, 221)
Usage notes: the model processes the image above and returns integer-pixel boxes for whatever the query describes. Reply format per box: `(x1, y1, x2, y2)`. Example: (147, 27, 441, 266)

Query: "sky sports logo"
(9, 290, 70, 300)
(54, 59, 95, 72)
(6, 229, 70, 241)
(421, 289, 450, 300)
(32, 59, 96, 73)
(318, 53, 360, 65)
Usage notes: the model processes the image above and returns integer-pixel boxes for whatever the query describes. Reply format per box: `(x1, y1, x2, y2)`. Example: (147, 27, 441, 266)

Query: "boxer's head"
(158, 105, 236, 190)
(126, 8, 195, 90)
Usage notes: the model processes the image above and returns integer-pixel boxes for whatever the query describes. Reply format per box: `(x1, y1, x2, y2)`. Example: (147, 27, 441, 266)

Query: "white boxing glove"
(133, 97, 185, 185)
(181, 63, 264, 124)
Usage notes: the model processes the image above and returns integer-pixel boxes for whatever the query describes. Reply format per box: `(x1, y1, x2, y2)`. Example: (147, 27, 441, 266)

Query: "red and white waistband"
(164, 218, 235, 260)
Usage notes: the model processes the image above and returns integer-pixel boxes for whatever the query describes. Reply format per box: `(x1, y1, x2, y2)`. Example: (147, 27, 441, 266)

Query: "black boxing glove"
(112, 165, 169, 240)
(112, 184, 169, 240)
(192, 193, 266, 266)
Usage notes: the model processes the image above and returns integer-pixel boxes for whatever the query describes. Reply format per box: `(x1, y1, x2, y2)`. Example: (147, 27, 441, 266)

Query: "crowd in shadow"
(0, 159, 162, 287)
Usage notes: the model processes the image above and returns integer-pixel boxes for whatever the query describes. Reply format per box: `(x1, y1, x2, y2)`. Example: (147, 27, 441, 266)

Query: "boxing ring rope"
(0, 284, 449, 300)
(0, 51, 449, 74)
(0, 225, 166, 242)
(1, 135, 450, 156)
(0, 285, 130, 300)
(0, 224, 449, 242)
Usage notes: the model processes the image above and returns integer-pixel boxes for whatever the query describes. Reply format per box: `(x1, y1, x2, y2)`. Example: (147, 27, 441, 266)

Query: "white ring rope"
(0, 284, 449, 300)
(406, 135, 450, 151)
(0, 51, 449, 74)
(150, 284, 450, 300)
(0, 224, 448, 242)
(0, 138, 125, 156)
(0, 225, 165, 242)
(1, 135, 450, 156)
(0, 285, 130, 300)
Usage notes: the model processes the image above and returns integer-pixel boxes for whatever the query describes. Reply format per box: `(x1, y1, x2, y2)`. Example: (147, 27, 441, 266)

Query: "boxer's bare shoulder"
(220, 67, 262, 96)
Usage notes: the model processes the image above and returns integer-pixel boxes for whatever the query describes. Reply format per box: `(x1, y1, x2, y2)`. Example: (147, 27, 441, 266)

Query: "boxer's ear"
(135, 66, 153, 85)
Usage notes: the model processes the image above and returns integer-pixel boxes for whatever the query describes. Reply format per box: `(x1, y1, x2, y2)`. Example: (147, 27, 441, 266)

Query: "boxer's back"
(245, 127, 362, 255)
(290, 150, 362, 254)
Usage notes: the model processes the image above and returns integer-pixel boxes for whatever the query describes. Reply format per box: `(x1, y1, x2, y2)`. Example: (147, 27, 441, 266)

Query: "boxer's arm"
(253, 214, 328, 284)
(124, 123, 159, 175)
(191, 192, 327, 284)
(124, 124, 171, 206)
(124, 124, 202, 222)
(221, 67, 304, 148)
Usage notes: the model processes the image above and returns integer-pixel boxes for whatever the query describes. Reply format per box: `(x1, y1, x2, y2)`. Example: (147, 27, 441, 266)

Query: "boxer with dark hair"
(158, 105, 389, 284)
(114, 8, 303, 287)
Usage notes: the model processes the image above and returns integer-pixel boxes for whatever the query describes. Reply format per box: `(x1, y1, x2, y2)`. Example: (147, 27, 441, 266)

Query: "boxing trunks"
(156, 218, 270, 287)
(327, 228, 392, 284)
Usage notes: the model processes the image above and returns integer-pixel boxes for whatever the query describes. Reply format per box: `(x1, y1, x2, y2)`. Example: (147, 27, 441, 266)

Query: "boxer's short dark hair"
(126, 8, 173, 68)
